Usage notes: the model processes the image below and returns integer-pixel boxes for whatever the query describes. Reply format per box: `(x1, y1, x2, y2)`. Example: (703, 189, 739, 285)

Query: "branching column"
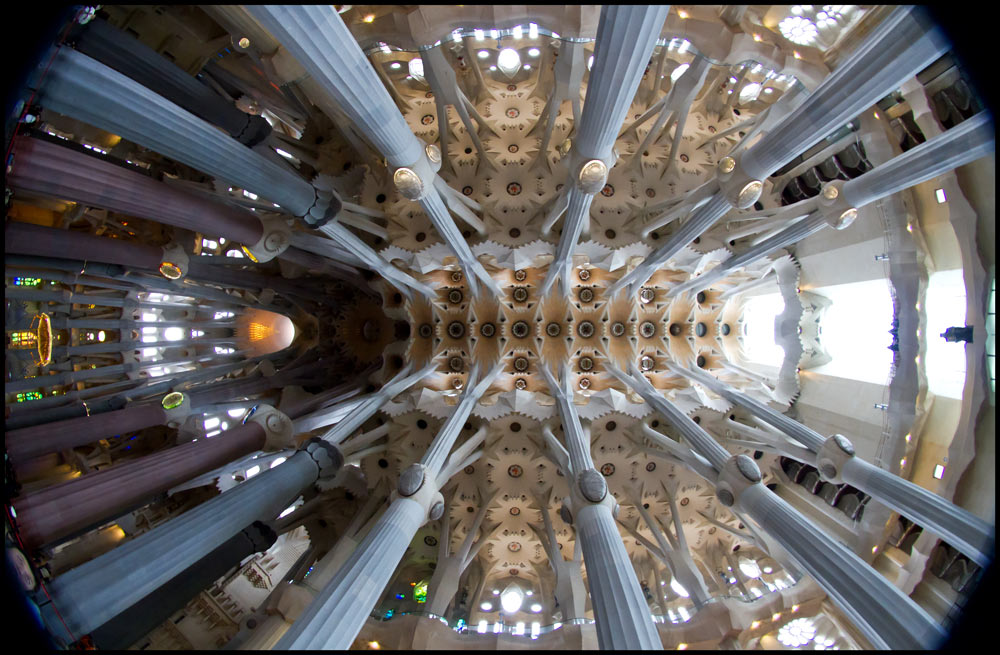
(611, 6, 951, 294)
(540, 364, 662, 649)
(273, 362, 502, 649)
(37, 440, 342, 643)
(672, 364, 995, 568)
(540, 4, 669, 298)
(610, 363, 946, 649)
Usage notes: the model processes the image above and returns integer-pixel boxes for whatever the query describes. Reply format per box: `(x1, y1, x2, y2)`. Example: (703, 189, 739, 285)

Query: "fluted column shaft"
(6, 221, 163, 271)
(740, 7, 949, 180)
(89, 522, 277, 650)
(73, 18, 270, 144)
(39, 446, 329, 640)
(543, 5, 669, 296)
(34, 46, 324, 219)
(13, 422, 267, 550)
(247, 5, 498, 294)
(10, 136, 264, 245)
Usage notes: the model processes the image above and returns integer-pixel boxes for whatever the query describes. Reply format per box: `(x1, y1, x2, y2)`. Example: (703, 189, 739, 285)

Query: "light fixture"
(678, 9, 689, 19)
(489, 65, 497, 71)
(478, 49, 490, 59)
(474, 29, 484, 40)
(528, 47, 540, 57)
(587, 55, 594, 71)
(525, 590, 533, 596)
(791, 604, 800, 612)
(523, 64, 531, 70)
(763, 87, 774, 94)
(492, 589, 500, 595)
(477, 620, 488, 633)
(739, 559, 762, 579)
(872, 545, 879, 553)
(780, 16, 818, 45)
(529, 22, 538, 39)
(772, 612, 782, 621)
(159, 261, 183, 279)
(753, 33, 762, 42)
(490, 29, 499, 39)
(762, 566, 773, 574)
(751, 620, 761, 629)
(278, 504, 296, 518)
(368, 641, 380, 650)
(670, 63, 690, 82)
(162, 391, 185, 410)
(270, 457, 286, 468)
(408, 58, 424, 80)
(873, 111, 880, 119)
(497, 48, 521, 76)
(935, 188, 947, 203)
(670, 578, 690, 598)
(739, 82, 762, 104)
(480, 601, 493, 611)
(933, 464, 946, 479)
(500, 585, 524, 613)
(530, 603, 542, 612)
(238, 37, 250, 49)
(363, 14, 375, 23)
(390, 62, 401, 69)
(677, 644, 688, 651)
(513, 25, 523, 39)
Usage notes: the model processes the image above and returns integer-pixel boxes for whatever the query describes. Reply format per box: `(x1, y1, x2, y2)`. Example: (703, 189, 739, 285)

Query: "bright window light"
(741, 292, 786, 366)
(278, 505, 296, 518)
(677, 605, 689, 621)
(670, 63, 690, 82)
(271, 456, 286, 468)
(739, 82, 762, 104)
(808, 279, 895, 385)
(677, 39, 691, 54)
(164, 326, 185, 341)
(751, 587, 764, 597)
(246, 465, 261, 478)
(243, 189, 258, 200)
(390, 62, 402, 70)
(739, 558, 762, 579)
(474, 29, 484, 41)
(228, 408, 247, 418)
(587, 55, 594, 71)
(512, 25, 522, 39)
(924, 269, 967, 399)
(514, 622, 525, 636)
(500, 586, 524, 613)
(778, 617, 817, 647)
(933, 464, 946, 479)
(493, 622, 502, 634)
(480, 601, 493, 611)
(528, 47, 540, 57)
(670, 578, 689, 598)
(275, 148, 294, 159)
(408, 58, 424, 80)
(142, 312, 157, 322)
(490, 29, 499, 40)
(779, 16, 819, 45)
(477, 620, 488, 633)
(477, 49, 490, 59)
(204, 417, 221, 430)
(935, 188, 947, 204)
(492, 589, 500, 596)
(497, 48, 521, 76)
(227, 249, 245, 258)
(529, 23, 538, 38)
(489, 65, 497, 71)
(529, 603, 542, 612)
(531, 622, 540, 638)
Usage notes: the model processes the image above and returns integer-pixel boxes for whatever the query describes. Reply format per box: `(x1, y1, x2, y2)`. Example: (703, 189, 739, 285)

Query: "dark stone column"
(12, 421, 268, 550)
(88, 521, 277, 650)
(5, 222, 163, 271)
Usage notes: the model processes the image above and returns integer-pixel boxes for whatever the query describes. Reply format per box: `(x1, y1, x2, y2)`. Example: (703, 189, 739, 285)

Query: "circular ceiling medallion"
(449, 356, 464, 372)
(695, 322, 707, 337)
(514, 269, 527, 281)
(721, 323, 731, 335)
(578, 268, 591, 281)
(646, 461, 656, 472)
(546, 322, 561, 337)
(645, 187, 656, 198)
(639, 355, 655, 371)
(510, 568, 520, 576)
(639, 287, 655, 304)
(508, 144, 519, 153)
(462, 185, 474, 196)
(512, 287, 529, 302)
(507, 84, 517, 91)
(424, 535, 438, 546)
(510, 506, 521, 516)
(513, 357, 529, 372)
(611, 322, 626, 337)
(448, 289, 464, 304)
(514, 378, 528, 390)
(606, 421, 617, 431)
(506, 108, 520, 118)
(578, 356, 594, 372)
(600, 463, 615, 476)
(480, 322, 496, 337)
(448, 321, 465, 339)
(577, 321, 595, 338)
(679, 153, 689, 163)
(697, 355, 707, 368)
(708, 527, 717, 535)
(464, 465, 475, 474)
(508, 541, 522, 552)
(578, 287, 594, 303)
(601, 184, 614, 197)
(639, 321, 656, 338)
(680, 497, 690, 506)
(450, 271, 463, 283)
(425, 91, 434, 98)
(708, 125, 717, 134)
(421, 114, 434, 125)
(696, 291, 707, 304)
(507, 182, 522, 196)
(579, 377, 591, 389)
(669, 323, 683, 337)
(508, 464, 523, 478)
(511, 321, 530, 338)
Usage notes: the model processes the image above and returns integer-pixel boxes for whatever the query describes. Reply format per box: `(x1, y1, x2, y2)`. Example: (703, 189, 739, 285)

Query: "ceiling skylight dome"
(497, 48, 521, 76)
(779, 15, 819, 45)
(500, 584, 524, 613)
(407, 58, 424, 81)
(778, 617, 818, 647)
(670, 62, 690, 82)
(739, 82, 762, 104)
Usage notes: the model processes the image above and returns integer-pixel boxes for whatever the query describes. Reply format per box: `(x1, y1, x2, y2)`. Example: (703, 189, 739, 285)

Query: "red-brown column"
(9, 136, 263, 245)
(5, 221, 164, 271)
(6, 404, 168, 469)
(12, 421, 267, 550)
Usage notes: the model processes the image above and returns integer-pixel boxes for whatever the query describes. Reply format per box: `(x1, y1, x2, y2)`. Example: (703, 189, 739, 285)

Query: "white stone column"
(273, 363, 502, 649)
(38, 440, 342, 642)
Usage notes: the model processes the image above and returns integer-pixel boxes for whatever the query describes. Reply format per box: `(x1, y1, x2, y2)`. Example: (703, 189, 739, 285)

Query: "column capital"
(716, 153, 763, 209)
(161, 390, 193, 428)
(716, 454, 762, 508)
(391, 143, 439, 201)
(302, 438, 344, 480)
(816, 180, 858, 230)
(816, 433, 856, 484)
(394, 462, 445, 523)
(158, 243, 190, 280)
(242, 215, 292, 263)
(247, 404, 296, 451)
